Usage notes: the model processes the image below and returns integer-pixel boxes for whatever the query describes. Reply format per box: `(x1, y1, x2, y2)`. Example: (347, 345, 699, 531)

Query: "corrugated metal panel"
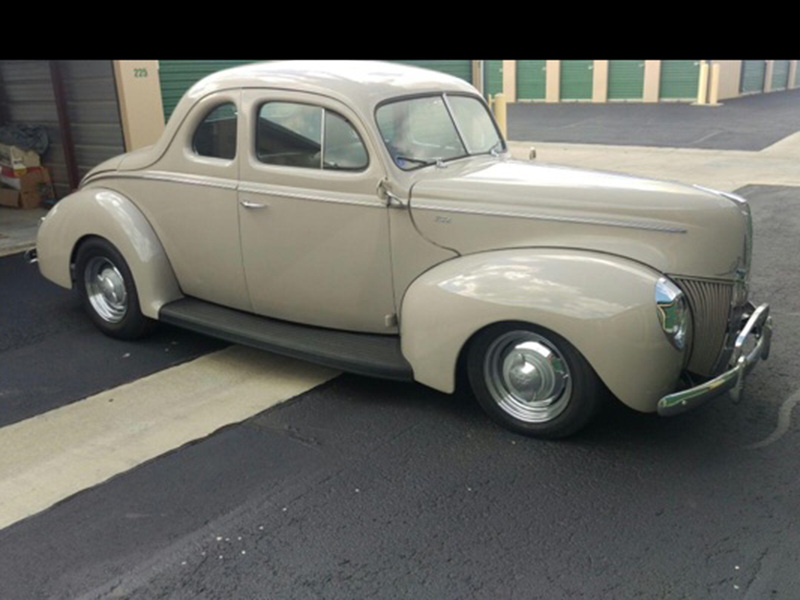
(516, 60, 546, 100)
(0, 60, 68, 198)
(0, 60, 126, 199)
(607, 60, 644, 100)
(740, 60, 766, 93)
(771, 60, 790, 91)
(393, 60, 473, 84)
(673, 277, 734, 377)
(659, 60, 700, 100)
(61, 60, 125, 181)
(483, 60, 503, 97)
(159, 60, 262, 122)
(560, 60, 593, 100)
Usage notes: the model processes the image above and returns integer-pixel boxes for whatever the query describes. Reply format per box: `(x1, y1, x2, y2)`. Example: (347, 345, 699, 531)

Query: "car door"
(238, 90, 396, 334)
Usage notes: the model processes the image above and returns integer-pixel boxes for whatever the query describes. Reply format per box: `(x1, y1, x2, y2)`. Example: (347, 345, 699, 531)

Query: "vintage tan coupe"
(29, 61, 773, 438)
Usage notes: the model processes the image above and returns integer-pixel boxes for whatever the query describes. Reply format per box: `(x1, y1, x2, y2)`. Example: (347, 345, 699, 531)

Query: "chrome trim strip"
(86, 171, 239, 191)
(657, 302, 772, 416)
(412, 203, 688, 234)
(237, 183, 381, 208)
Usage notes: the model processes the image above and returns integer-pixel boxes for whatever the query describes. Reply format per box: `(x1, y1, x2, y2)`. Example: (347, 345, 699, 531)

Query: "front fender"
(400, 249, 685, 412)
(37, 187, 181, 319)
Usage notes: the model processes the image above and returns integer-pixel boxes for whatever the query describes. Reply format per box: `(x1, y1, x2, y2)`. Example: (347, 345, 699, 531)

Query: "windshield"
(376, 94, 504, 170)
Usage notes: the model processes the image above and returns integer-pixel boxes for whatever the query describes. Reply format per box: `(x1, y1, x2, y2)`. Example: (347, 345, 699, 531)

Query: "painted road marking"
(0, 346, 338, 531)
(747, 387, 800, 449)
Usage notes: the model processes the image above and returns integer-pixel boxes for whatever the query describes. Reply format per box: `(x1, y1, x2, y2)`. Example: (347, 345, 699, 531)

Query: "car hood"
(408, 158, 750, 280)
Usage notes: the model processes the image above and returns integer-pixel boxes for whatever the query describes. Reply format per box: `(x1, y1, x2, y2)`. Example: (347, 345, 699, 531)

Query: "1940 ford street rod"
(29, 61, 773, 438)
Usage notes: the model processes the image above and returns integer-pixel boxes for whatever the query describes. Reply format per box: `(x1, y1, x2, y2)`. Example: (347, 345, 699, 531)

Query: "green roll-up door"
(740, 60, 766, 93)
(516, 60, 546, 100)
(607, 60, 644, 100)
(159, 60, 262, 121)
(659, 60, 700, 100)
(560, 60, 593, 100)
(393, 61, 473, 84)
(771, 60, 790, 91)
(484, 60, 503, 97)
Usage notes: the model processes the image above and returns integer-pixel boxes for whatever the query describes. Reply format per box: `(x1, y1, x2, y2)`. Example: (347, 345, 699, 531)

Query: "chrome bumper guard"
(657, 302, 772, 417)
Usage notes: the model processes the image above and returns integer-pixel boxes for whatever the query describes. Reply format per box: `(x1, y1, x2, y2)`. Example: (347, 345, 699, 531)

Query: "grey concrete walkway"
(507, 129, 800, 193)
(508, 87, 800, 151)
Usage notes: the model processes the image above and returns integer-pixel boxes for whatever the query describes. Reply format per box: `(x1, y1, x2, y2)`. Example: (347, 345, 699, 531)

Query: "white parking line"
(0, 346, 338, 531)
(746, 387, 800, 449)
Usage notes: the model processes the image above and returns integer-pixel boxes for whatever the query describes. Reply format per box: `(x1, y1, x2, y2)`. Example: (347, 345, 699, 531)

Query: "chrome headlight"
(655, 277, 689, 351)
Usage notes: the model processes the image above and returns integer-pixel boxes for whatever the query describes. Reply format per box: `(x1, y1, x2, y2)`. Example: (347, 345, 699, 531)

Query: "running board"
(159, 298, 414, 381)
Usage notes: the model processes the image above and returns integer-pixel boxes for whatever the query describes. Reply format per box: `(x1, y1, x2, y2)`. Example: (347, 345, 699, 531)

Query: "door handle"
(240, 199, 268, 209)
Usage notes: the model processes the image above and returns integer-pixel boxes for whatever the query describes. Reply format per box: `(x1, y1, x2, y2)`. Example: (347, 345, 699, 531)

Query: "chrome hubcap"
(484, 331, 572, 423)
(84, 257, 127, 323)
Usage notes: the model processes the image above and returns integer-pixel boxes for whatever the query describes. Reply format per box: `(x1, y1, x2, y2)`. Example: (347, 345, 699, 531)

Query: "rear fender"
(36, 187, 181, 318)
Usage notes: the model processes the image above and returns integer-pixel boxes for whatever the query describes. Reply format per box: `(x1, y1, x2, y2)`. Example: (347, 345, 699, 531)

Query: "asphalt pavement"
(508, 87, 800, 150)
(0, 185, 799, 599)
(0, 253, 226, 427)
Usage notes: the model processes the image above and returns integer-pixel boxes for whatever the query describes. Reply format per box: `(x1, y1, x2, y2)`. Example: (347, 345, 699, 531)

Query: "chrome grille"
(673, 277, 734, 376)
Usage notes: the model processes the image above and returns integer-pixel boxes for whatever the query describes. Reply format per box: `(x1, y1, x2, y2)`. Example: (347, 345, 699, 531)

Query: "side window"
(193, 103, 237, 160)
(257, 102, 368, 171)
(257, 103, 321, 168)
(323, 112, 368, 171)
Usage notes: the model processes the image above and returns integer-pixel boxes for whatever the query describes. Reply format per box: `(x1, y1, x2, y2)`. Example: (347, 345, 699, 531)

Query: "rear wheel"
(467, 323, 603, 439)
(75, 238, 155, 339)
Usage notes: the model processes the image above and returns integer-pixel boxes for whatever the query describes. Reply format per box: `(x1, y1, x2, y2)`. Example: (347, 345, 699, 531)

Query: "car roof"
(184, 60, 478, 109)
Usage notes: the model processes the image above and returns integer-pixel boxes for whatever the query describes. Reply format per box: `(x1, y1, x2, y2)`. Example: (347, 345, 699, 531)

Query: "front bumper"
(657, 302, 772, 416)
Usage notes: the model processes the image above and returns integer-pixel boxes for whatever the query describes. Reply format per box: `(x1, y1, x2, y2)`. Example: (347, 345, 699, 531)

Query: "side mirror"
(529, 147, 537, 161)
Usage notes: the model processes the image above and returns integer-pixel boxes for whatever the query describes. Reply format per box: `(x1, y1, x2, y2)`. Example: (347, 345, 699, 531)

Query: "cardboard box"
(0, 143, 40, 173)
(0, 167, 54, 209)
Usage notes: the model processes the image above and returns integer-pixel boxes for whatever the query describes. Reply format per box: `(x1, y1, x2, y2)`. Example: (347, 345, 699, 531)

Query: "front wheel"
(75, 237, 155, 340)
(467, 323, 604, 439)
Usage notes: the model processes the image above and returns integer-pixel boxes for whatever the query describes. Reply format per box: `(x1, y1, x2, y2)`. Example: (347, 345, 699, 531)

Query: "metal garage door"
(740, 60, 766, 93)
(61, 61, 126, 183)
(608, 60, 644, 100)
(484, 60, 503, 97)
(516, 60, 546, 100)
(560, 60, 593, 100)
(771, 60, 790, 91)
(159, 60, 261, 122)
(0, 60, 125, 199)
(659, 60, 700, 100)
(395, 61, 472, 84)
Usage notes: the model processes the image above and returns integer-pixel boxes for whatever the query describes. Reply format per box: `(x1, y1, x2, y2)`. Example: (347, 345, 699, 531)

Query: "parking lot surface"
(0, 185, 799, 599)
(508, 88, 800, 150)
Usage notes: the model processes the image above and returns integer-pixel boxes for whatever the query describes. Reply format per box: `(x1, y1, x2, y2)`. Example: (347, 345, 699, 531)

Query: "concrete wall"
(113, 60, 165, 151)
(642, 60, 661, 103)
(502, 60, 517, 102)
(592, 60, 608, 103)
(545, 60, 560, 103)
(712, 60, 743, 101)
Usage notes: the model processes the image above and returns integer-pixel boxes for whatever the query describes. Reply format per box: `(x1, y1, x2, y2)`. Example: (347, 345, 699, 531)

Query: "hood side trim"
(412, 202, 688, 234)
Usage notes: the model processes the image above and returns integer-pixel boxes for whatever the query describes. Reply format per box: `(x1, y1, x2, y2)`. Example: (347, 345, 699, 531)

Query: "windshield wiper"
(395, 155, 437, 168)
